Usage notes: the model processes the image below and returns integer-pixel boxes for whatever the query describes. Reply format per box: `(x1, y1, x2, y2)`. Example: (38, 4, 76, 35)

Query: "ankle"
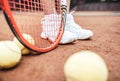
(67, 14, 75, 22)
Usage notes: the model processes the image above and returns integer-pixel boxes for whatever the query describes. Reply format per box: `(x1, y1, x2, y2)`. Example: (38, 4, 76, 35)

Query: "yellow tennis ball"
(64, 50, 108, 81)
(13, 34, 35, 55)
(0, 41, 21, 69)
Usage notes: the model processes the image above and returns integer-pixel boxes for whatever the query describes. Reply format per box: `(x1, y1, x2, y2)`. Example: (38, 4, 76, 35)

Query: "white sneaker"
(65, 13, 93, 40)
(41, 14, 76, 44)
(60, 30, 76, 44)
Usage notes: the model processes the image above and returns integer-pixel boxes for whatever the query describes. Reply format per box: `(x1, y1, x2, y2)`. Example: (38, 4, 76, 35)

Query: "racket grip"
(61, 0, 67, 5)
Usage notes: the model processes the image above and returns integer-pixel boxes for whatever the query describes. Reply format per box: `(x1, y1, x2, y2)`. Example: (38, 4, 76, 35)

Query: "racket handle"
(61, 0, 67, 5)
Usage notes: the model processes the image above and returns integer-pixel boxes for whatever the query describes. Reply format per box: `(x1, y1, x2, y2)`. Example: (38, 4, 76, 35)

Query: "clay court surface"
(0, 12, 120, 81)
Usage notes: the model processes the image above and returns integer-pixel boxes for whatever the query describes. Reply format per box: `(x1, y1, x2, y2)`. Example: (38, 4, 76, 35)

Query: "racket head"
(1, 0, 67, 53)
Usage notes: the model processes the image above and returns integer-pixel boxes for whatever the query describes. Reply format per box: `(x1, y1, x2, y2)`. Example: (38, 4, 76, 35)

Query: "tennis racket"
(0, 0, 67, 53)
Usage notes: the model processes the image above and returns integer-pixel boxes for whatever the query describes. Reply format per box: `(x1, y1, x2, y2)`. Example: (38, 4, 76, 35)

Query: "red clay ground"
(0, 13, 120, 81)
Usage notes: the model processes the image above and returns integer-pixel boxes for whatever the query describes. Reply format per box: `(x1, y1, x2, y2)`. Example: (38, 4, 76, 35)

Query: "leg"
(67, 0, 70, 13)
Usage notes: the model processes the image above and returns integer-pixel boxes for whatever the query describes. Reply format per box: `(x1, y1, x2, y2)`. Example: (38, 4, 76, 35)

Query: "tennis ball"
(64, 50, 108, 81)
(13, 34, 35, 55)
(0, 41, 21, 69)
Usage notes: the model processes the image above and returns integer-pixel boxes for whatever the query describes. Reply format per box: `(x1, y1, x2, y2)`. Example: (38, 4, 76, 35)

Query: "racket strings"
(9, 0, 42, 12)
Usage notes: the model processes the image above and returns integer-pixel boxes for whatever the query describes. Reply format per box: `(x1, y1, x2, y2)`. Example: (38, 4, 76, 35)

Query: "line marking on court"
(73, 11, 120, 16)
